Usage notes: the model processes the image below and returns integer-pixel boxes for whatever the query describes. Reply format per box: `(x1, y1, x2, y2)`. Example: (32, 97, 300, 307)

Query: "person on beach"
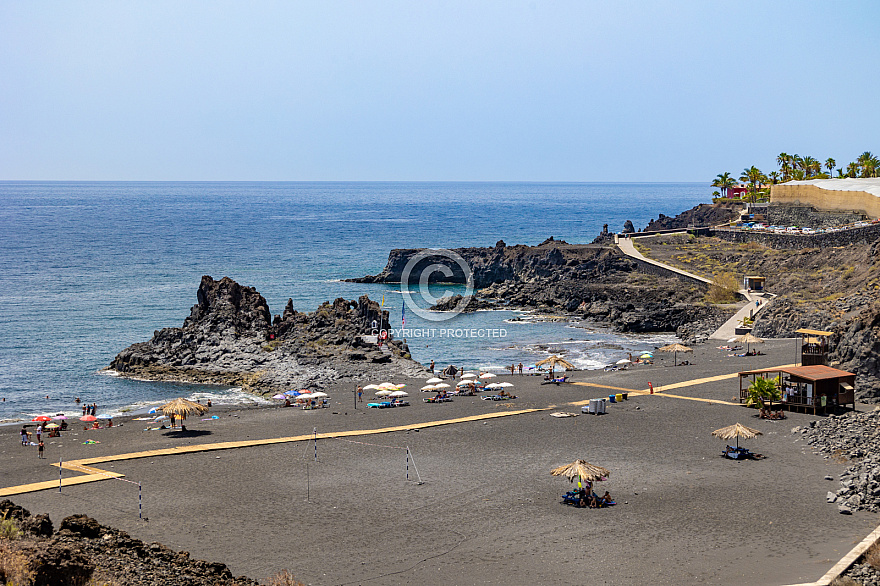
(38, 440, 44, 459)
(35, 425, 42, 443)
(357, 386, 363, 402)
(518, 362, 523, 375)
(207, 399, 212, 407)
(601, 491, 613, 505)
(429, 360, 434, 374)
(82, 405, 87, 416)
(21, 427, 28, 445)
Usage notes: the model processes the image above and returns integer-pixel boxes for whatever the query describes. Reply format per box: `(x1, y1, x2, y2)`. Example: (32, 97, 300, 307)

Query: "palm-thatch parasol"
(159, 398, 208, 427)
(657, 343, 693, 366)
(536, 355, 576, 377)
(734, 332, 764, 353)
(550, 459, 610, 490)
(711, 422, 762, 449)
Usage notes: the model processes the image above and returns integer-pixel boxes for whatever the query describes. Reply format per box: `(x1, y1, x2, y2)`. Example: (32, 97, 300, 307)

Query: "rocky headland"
(0, 500, 263, 586)
(109, 276, 426, 395)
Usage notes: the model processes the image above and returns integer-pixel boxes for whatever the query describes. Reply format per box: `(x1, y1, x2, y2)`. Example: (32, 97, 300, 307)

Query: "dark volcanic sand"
(2, 340, 877, 585)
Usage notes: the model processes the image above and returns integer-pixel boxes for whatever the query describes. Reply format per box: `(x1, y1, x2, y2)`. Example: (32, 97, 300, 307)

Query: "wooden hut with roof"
(795, 328, 833, 366)
(738, 365, 855, 414)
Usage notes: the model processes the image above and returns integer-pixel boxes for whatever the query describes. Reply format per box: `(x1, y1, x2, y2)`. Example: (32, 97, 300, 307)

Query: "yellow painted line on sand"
(0, 408, 548, 495)
(650, 364, 798, 393)
(0, 473, 124, 498)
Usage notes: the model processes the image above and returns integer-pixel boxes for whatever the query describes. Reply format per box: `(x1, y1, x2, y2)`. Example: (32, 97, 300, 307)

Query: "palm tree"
(858, 152, 878, 178)
(825, 157, 836, 177)
(768, 171, 780, 184)
(837, 168, 845, 178)
(801, 156, 821, 178)
(777, 153, 792, 181)
(712, 172, 736, 198)
(746, 376, 781, 412)
(740, 166, 766, 203)
(847, 161, 860, 178)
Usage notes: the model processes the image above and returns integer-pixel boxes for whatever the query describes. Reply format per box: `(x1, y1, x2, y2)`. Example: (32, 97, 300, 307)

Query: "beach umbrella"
(485, 382, 502, 389)
(375, 390, 393, 397)
(498, 382, 514, 388)
(159, 397, 208, 426)
(657, 343, 693, 366)
(389, 390, 408, 397)
(310, 392, 329, 399)
(153, 415, 168, 422)
(712, 423, 762, 450)
(272, 394, 287, 400)
(80, 415, 97, 422)
(362, 384, 379, 390)
(536, 355, 576, 377)
(44, 423, 60, 429)
(96, 414, 113, 419)
(284, 390, 300, 396)
(52, 415, 68, 420)
(461, 373, 476, 379)
(421, 385, 437, 392)
(734, 332, 764, 353)
(550, 459, 611, 490)
(479, 373, 497, 379)
(426, 377, 443, 384)
(456, 380, 471, 387)
(378, 382, 396, 389)
(434, 383, 451, 389)
(615, 359, 631, 365)
(32, 416, 52, 422)
(296, 393, 314, 400)
(639, 353, 653, 359)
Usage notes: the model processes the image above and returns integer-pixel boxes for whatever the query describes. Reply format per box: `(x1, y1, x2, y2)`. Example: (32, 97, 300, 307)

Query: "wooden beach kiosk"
(738, 365, 856, 414)
(795, 328, 833, 366)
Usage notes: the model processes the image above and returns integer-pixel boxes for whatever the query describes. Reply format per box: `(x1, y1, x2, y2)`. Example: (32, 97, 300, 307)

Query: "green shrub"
(705, 272, 740, 304)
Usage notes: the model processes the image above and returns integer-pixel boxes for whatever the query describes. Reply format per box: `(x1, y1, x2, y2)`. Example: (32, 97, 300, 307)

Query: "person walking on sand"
(518, 362, 523, 376)
(357, 385, 363, 402)
(21, 427, 28, 445)
(38, 440, 44, 459)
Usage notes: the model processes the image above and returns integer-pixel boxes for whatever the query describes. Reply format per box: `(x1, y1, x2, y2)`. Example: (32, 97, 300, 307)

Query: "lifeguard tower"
(795, 328, 833, 366)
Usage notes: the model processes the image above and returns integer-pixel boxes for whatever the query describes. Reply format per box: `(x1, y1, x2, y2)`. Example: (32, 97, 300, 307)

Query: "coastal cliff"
(109, 276, 426, 394)
(351, 241, 729, 342)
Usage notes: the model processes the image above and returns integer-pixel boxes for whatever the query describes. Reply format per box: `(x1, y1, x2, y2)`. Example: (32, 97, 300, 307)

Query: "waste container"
(596, 398, 606, 414)
(608, 394, 616, 403)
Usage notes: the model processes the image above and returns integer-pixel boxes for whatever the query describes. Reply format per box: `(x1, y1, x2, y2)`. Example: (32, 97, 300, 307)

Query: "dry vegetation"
(636, 235, 879, 303)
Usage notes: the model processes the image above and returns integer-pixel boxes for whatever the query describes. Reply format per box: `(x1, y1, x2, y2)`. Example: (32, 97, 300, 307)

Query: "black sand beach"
(2, 340, 876, 585)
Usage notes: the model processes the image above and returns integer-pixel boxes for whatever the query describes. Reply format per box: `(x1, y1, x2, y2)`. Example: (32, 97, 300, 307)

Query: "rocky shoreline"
(109, 276, 427, 395)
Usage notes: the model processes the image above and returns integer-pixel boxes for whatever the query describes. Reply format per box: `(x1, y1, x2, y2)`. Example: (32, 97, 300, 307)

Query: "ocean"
(0, 181, 707, 422)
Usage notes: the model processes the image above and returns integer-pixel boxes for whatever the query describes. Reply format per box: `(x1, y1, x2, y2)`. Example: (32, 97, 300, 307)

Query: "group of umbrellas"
(364, 382, 408, 398)
(271, 389, 330, 402)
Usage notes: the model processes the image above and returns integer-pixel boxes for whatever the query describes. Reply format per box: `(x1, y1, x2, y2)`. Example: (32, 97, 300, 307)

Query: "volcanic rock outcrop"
(110, 276, 426, 394)
(0, 500, 259, 586)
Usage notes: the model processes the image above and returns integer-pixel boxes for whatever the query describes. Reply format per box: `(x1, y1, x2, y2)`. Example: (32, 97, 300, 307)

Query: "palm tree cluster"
(713, 150, 879, 200)
(776, 151, 878, 180)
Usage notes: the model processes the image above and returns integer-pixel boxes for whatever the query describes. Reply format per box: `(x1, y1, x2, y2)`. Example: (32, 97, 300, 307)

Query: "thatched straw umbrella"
(536, 355, 576, 378)
(159, 398, 208, 428)
(550, 459, 610, 490)
(711, 422, 762, 450)
(658, 343, 693, 366)
(734, 332, 764, 354)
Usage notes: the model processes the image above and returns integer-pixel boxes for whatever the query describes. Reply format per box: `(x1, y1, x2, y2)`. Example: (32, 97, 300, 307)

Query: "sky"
(1, 1, 879, 182)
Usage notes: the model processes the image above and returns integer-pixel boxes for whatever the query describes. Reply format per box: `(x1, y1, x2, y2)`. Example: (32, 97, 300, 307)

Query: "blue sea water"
(0, 181, 707, 421)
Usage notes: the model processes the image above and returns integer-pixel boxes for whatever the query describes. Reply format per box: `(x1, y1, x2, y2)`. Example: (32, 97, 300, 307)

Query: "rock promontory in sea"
(109, 276, 426, 394)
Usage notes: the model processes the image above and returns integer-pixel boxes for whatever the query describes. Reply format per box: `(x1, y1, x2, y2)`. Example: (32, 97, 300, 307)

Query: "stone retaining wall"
(766, 204, 866, 229)
(713, 223, 880, 249)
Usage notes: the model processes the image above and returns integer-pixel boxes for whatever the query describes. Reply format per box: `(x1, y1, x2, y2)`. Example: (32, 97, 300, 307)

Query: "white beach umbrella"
(434, 383, 451, 389)
(485, 383, 502, 389)
(310, 392, 328, 399)
(297, 393, 314, 400)
(498, 382, 514, 388)
(616, 359, 631, 365)
(389, 390, 408, 397)
(375, 390, 393, 397)
(426, 377, 443, 384)
(479, 373, 497, 379)
(378, 382, 396, 389)
(363, 384, 379, 390)
(461, 373, 476, 379)
(421, 385, 437, 392)
(456, 380, 472, 387)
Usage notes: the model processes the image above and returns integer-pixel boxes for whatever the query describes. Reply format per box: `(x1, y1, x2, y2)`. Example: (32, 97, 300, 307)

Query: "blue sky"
(1, 1, 878, 181)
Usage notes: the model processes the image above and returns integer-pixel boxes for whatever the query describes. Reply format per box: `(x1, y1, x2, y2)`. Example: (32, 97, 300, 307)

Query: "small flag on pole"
(402, 302, 405, 328)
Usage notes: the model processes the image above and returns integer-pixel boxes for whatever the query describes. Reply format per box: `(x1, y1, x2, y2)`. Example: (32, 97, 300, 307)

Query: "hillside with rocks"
(109, 276, 426, 395)
(0, 500, 267, 586)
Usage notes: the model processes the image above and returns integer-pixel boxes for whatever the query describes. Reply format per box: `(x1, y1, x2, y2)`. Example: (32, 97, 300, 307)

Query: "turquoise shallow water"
(0, 181, 707, 421)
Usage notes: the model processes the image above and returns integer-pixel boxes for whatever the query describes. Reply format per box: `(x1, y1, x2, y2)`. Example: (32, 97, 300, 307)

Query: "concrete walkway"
(616, 234, 772, 340)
